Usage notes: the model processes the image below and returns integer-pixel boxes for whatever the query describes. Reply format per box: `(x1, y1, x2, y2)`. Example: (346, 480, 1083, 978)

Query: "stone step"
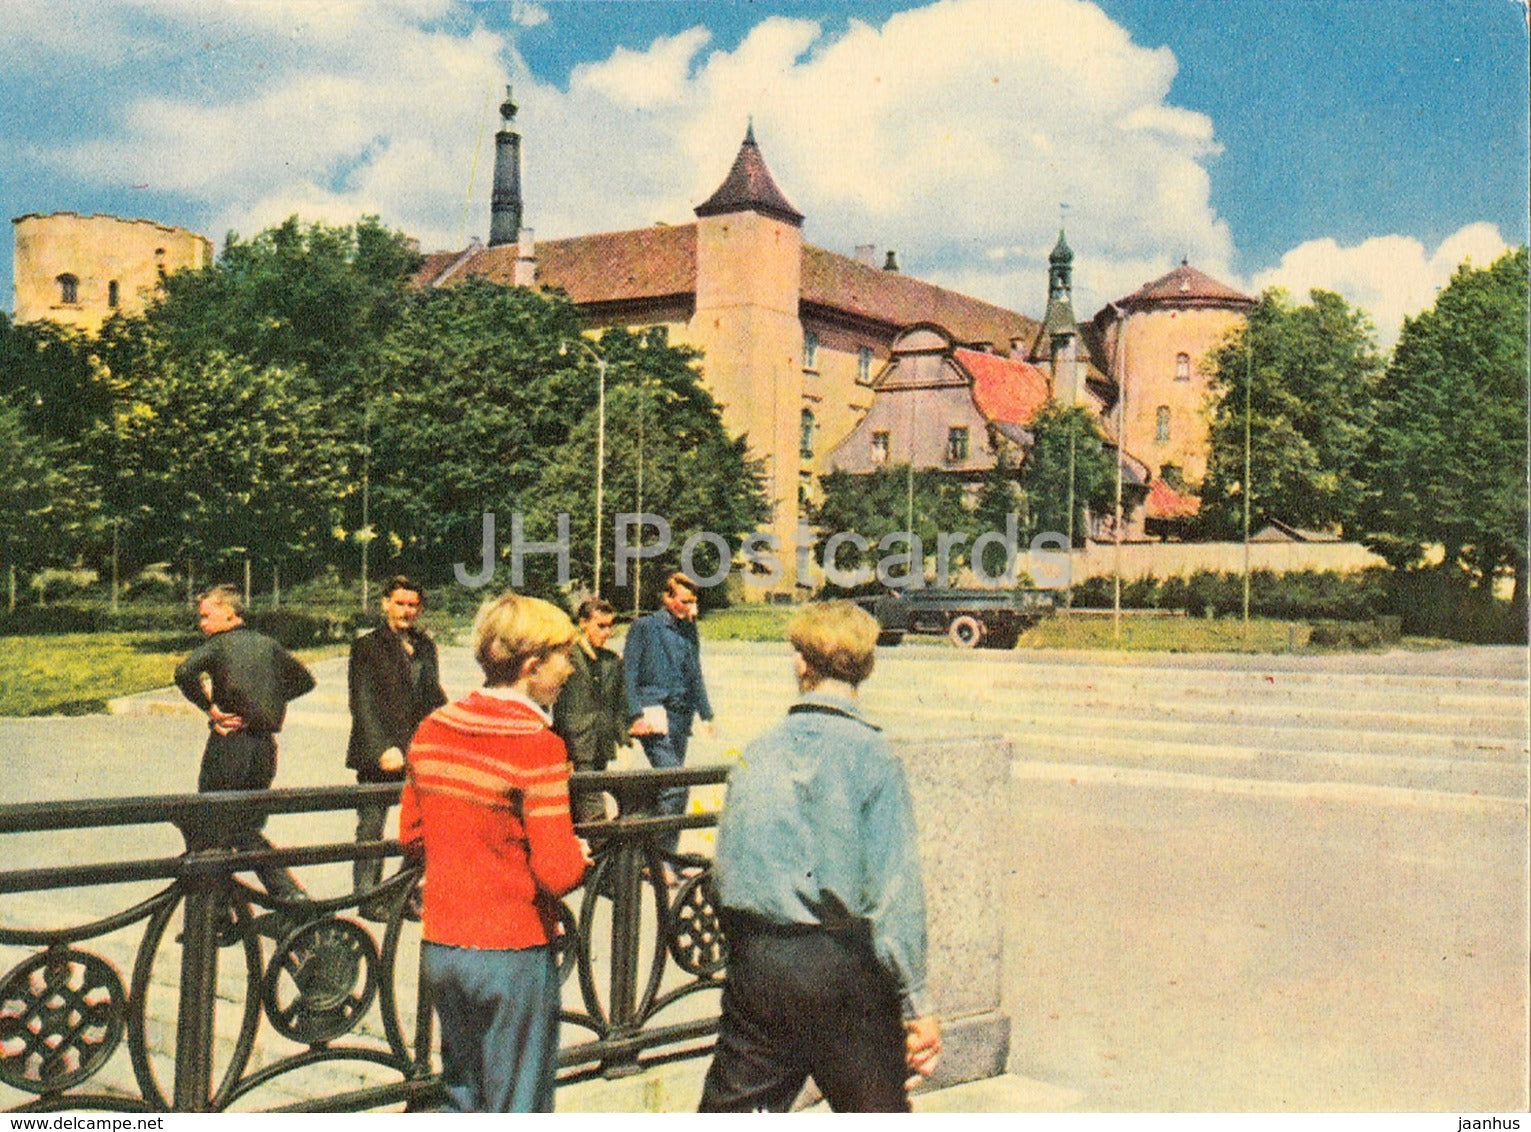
(1011, 732, 1529, 799)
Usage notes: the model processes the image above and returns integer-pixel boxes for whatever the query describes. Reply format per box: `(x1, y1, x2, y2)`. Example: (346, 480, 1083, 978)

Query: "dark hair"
(575, 596, 617, 623)
(383, 575, 425, 603)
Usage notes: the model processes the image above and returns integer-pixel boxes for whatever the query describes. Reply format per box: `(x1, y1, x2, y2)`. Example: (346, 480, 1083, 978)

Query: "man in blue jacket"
(623, 572, 713, 859)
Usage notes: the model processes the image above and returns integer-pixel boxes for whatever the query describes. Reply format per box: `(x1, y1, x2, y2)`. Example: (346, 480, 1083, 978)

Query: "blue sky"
(2, 0, 1526, 345)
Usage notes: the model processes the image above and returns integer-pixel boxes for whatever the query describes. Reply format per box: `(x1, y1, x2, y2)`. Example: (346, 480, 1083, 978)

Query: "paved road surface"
(2, 639, 1525, 1112)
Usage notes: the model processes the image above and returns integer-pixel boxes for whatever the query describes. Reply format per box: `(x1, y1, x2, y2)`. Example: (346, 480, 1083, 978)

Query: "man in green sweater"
(552, 596, 639, 824)
(174, 584, 315, 901)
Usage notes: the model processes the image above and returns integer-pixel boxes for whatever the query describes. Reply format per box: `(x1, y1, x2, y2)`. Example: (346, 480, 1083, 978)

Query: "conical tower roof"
(694, 123, 804, 227)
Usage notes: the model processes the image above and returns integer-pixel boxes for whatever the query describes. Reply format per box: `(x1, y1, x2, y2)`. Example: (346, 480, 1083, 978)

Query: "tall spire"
(1042, 228, 1078, 338)
(489, 84, 523, 247)
(694, 123, 804, 227)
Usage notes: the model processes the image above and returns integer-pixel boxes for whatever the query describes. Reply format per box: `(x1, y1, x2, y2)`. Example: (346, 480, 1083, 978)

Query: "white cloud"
(18, 0, 1508, 346)
(1251, 223, 1513, 348)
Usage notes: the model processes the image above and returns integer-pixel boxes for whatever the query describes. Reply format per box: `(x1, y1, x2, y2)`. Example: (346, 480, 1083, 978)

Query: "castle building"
(416, 121, 1151, 581)
(11, 212, 213, 332)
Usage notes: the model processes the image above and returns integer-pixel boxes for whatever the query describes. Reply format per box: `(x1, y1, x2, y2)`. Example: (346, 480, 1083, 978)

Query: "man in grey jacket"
(174, 585, 314, 901)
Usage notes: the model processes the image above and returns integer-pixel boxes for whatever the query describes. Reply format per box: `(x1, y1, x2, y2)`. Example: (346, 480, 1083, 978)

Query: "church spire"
(1042, 228, 1078, 338)
(694, 123, 804, 227)
(489, 85, 523, 247)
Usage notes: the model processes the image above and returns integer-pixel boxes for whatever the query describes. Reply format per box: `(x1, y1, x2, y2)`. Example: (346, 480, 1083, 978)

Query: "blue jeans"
(639, 729, 690, 857)
(423, 942, 560, 1112)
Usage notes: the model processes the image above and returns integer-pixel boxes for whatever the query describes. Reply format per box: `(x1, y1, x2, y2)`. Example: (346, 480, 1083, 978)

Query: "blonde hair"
(787, 601, 879, 689)
(472, 591, 578, 686)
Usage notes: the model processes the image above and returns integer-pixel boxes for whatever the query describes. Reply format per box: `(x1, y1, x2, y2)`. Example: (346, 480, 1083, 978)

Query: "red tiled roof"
(1114, 260, 1254, 310)
(954, 347, 1050, 427)
(802, 246, 1042, 348)
(537, 227, 696, 303)
(411, 250, 465, 287)
(422, 226, 697, 304)
(1145, 478, 1202, 519)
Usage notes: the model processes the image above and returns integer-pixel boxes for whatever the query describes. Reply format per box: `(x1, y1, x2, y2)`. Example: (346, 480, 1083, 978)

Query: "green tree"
(96, 351, 352, 580)
(0, 315, 119, 450)
(525, 327, 768, 604)
(1197, 289, 1383, 538)
(148, 214, 420, 399)
(1016, 403, 1116, 545)
(1364, 246, 1529, 609)
(0, 401, 96, 598)
(810, 465, 975, 588)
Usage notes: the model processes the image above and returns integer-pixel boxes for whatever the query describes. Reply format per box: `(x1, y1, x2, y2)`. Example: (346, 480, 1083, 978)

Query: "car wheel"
(948, 615, 983, 648)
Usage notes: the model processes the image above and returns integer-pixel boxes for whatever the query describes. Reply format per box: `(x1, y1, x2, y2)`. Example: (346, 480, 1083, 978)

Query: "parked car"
(852, 587, 1057, 649)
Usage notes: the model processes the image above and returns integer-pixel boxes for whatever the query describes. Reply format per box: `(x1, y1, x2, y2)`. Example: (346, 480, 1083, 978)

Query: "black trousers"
(698, 914, 910, 1112)
(190, 730, 305, 901)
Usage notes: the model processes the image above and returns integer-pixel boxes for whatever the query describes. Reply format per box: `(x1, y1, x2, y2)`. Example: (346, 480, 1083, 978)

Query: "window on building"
(857, 345, 873, 382)
(946, 426, 970, 463)
(870, 431, 890, 466)
(803, 330, 819, 370)
(107, 280, 119, 308)
(1175, 352, 1191, 381)
(800, 408, 816, 459)
(1155, 405, 1171, 444)
(57, 274, 78, 305)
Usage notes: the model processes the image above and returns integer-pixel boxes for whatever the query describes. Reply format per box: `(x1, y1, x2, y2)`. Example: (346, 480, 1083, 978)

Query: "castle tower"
(689, 123, 806, 581)
(1101, 259, 1254, 485)
(1040, 229, 1082, 404)
(489, 86, 523, 248)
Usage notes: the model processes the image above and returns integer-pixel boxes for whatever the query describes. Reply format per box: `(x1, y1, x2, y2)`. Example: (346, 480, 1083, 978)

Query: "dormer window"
(946, 426, 969, 463)
(57, 273, 78, 305)
(1175, 352, 1190, 381)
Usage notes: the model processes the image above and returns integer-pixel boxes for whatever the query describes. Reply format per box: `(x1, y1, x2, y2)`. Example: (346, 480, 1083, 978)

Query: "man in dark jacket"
(553, 596, 637, 823)
(346, 576, 447, 919)
(174, 584, 315, 901)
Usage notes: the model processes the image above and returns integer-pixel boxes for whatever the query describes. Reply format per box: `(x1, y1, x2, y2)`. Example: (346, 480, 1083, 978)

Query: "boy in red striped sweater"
(401, 591, 590, 1112)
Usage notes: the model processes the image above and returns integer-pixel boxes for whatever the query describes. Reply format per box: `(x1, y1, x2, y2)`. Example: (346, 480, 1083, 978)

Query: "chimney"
(514, 227, 536, 287)
(883, 250, 900, 273)
(489, 86, 523, 248)
(855, 244, 877, 267)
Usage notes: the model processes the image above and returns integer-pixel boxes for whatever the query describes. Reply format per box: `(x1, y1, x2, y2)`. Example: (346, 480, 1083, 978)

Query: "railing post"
(173, 851, 227, 1112)
(600, 824, 647, 1077)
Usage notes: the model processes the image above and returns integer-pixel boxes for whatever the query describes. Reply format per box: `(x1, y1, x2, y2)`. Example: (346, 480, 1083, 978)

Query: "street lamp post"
(561, 339, 608, 596)
(1111, 304, 1130, 642)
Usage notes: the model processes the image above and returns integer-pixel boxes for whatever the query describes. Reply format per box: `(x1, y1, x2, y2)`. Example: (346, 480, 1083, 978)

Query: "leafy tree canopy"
(0, 399, 97, 573)
(1363, 246, 1528, 595)
(147, 214, 420, 398)
(1016, 403, 1117, 546)
(1197, 288, 1383, 539)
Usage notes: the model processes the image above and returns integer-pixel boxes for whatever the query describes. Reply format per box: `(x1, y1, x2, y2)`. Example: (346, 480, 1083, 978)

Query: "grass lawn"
(1018, 613, 1312, 653)
(0, 633, 349, 717)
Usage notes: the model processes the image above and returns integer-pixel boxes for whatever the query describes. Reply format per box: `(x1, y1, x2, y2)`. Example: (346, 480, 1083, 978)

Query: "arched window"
(800, 408, 816, 458)
(1155, 405, 1171, 444)
(57, 274, 78, 305)
(1175, 352, 1191, 381)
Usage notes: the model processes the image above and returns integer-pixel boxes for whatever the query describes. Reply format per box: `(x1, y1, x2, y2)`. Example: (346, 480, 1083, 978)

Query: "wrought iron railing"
(0, 767, 730, 1112)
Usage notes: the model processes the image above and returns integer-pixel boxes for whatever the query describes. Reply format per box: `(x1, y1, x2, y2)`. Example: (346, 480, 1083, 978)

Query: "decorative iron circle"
(550, 898, 582, 987)
(667, 872, 728, 976)
(0, 946, 127, 1094)
(261, 917, 379, 1045)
